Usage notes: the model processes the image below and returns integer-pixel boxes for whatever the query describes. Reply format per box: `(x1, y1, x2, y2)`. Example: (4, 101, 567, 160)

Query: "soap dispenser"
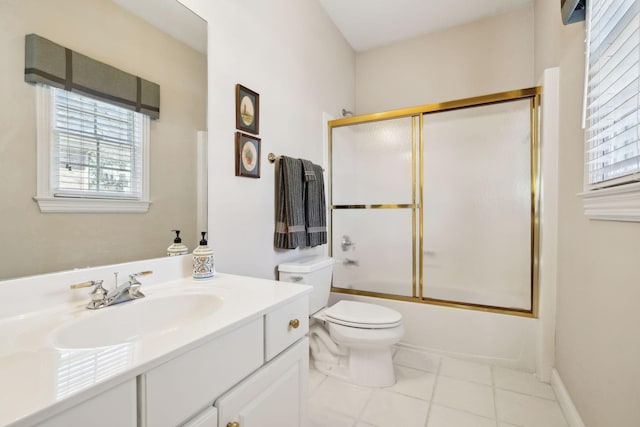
(192, 232, 214, 280)
(167, 230, 189, 256)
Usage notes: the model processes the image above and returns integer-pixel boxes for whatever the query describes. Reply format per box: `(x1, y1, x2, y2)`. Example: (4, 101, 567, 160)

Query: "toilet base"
(309, 324, 397, 387)
(348, 347, 396, 387)
(311, 348, 396, 388)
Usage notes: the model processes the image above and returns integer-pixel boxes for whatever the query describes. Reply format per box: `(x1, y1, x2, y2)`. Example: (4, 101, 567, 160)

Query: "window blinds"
(586, 0, 640, 188)
(52, 88, 145, 198)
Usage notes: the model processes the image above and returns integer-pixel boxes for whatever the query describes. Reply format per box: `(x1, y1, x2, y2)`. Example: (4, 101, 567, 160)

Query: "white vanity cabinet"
(0, 262, 311, 427)
(139, 294, 309, 427)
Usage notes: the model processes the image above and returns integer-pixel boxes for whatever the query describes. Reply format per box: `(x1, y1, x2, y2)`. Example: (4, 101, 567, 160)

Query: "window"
(581, 0, 640, 221)
(35, 86, 150, 213)
(52, 88, 144, 198)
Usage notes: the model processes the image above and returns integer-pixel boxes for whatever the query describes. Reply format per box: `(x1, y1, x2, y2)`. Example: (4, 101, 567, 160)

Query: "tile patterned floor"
(308, 348, 568, 427)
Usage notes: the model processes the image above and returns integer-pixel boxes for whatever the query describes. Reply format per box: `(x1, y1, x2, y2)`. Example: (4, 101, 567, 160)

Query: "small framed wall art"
(235, 132, 261, 178)
(235, 84, 259, 135)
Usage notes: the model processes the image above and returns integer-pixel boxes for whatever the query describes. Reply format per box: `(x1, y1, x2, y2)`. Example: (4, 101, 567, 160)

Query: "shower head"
(342, 108, 353, 117)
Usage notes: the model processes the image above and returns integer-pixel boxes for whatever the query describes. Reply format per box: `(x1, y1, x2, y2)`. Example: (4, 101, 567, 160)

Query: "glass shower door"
(422, 100, 533, 310)
(331, 117, 416, 297)
(328, 87, 540, 316)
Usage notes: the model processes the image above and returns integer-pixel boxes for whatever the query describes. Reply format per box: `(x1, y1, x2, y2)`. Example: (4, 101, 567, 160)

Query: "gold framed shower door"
(328, 87, 541, 318)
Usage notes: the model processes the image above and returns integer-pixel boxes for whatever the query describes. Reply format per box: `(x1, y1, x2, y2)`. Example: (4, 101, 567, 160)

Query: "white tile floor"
(308, 348, 568, 427)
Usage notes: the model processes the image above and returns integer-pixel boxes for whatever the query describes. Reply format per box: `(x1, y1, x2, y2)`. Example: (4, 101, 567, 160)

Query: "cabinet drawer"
(142, 318, 263, 427)
(264, 295, 308, 361)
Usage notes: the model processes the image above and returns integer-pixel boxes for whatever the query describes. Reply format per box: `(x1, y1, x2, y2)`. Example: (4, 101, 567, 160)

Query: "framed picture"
(235, 84, 259, 135)
(235, 132, 261, 178)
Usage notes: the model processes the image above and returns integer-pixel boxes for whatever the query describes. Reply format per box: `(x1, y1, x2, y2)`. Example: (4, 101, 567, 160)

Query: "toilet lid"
(324, 300, 402, 327)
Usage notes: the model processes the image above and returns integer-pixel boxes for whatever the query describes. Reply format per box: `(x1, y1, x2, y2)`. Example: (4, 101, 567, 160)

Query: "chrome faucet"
(70, 271, 153, 310)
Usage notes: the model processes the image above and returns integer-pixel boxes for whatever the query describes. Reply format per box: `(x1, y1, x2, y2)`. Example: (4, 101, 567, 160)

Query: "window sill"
(579, 182, 640, 222)
(34, 196, 151, 213)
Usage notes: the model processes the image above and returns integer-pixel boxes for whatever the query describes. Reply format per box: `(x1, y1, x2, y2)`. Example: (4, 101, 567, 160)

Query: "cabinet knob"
(289, 319, 300, 329)
(227, 422, 240, 427)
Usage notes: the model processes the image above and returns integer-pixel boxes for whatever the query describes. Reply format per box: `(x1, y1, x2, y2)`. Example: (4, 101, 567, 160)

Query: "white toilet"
(278, 256, 404, 387)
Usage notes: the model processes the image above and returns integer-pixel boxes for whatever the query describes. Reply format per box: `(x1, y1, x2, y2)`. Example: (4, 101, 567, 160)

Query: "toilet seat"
(323, 300, 402, 329)
(327, 321, 405, 348)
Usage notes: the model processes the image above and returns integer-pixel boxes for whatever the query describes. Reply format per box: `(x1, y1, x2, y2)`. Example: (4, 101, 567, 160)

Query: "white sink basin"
(52, 294, 223, 349)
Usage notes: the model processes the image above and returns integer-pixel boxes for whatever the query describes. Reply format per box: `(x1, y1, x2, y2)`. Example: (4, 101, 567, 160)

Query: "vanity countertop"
(0, 271, 311, 427)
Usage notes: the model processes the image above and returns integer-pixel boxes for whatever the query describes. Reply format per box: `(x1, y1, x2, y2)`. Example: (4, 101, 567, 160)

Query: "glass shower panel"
(332, 208, 414, 297)
(422, 100, 532, 310)
(332, 117, 413, 205)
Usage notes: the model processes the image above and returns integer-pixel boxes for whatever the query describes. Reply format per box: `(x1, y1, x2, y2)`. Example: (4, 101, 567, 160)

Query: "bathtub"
(329, 290, 537, 372)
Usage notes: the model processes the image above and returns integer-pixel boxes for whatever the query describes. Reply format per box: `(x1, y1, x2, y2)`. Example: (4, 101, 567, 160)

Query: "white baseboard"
(551, 368, 586, 427)
(394, 342, 532, 372)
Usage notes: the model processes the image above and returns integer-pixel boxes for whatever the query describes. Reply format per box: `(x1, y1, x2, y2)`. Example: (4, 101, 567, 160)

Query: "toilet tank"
(278, 256, 334, 315)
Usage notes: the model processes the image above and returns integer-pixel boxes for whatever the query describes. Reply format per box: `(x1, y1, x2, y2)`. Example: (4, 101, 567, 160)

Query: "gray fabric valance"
(24, 34, 160, 119)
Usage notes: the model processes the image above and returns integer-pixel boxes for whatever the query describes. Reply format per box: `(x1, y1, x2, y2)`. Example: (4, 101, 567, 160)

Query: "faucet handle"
(70, 279, 103, 289)
(70, 280, 108, 309)
(89, 281, 108, 303)
(126, 271, 151, 299)
(130, 270, 153, 279)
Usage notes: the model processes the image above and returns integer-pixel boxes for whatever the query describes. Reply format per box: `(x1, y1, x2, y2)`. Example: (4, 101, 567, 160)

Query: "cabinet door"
(183, 406, 217, 427)
(216, 338, 308, 427)
(142, 318, 263, 427)
(36, 379, 136, 427)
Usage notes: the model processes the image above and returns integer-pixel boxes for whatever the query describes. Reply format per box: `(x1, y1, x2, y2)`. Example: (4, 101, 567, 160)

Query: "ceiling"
(112, 0, 206, 53)
(318, 0, 533, 52)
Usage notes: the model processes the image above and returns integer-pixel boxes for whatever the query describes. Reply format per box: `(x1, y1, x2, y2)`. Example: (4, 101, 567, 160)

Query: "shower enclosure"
(329, 88, 540, 316)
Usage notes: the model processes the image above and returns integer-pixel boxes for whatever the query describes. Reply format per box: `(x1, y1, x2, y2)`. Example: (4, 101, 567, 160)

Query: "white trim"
(141, 114, 151, 205)
(322, 112, 333, 171)
(35, 85, 52, 198)
(196, 130, 208, 234)
(579, 182, 640, 222)
(551, 369, 586, 427)
(34, 85, 151, 214)
(537, 67, 559, 383)
(322, 112, 334, 259)
(33, 196, 151, 213)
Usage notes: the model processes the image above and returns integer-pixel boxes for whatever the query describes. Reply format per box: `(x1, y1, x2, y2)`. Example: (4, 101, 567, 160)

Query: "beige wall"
(534, 1, 640, 426)
(355, 5, 534, 114)
(179, 0, 355, 279)
(0, 0, 206, 280)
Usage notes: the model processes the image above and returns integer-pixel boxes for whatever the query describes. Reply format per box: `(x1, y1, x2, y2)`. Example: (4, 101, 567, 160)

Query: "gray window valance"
(24, 34, 160, 119)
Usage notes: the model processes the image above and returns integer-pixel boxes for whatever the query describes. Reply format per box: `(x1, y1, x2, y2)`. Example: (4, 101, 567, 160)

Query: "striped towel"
(300, 159, 316, 182)
(274, 156, 307, 249)
(305, 162, 327, 247)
